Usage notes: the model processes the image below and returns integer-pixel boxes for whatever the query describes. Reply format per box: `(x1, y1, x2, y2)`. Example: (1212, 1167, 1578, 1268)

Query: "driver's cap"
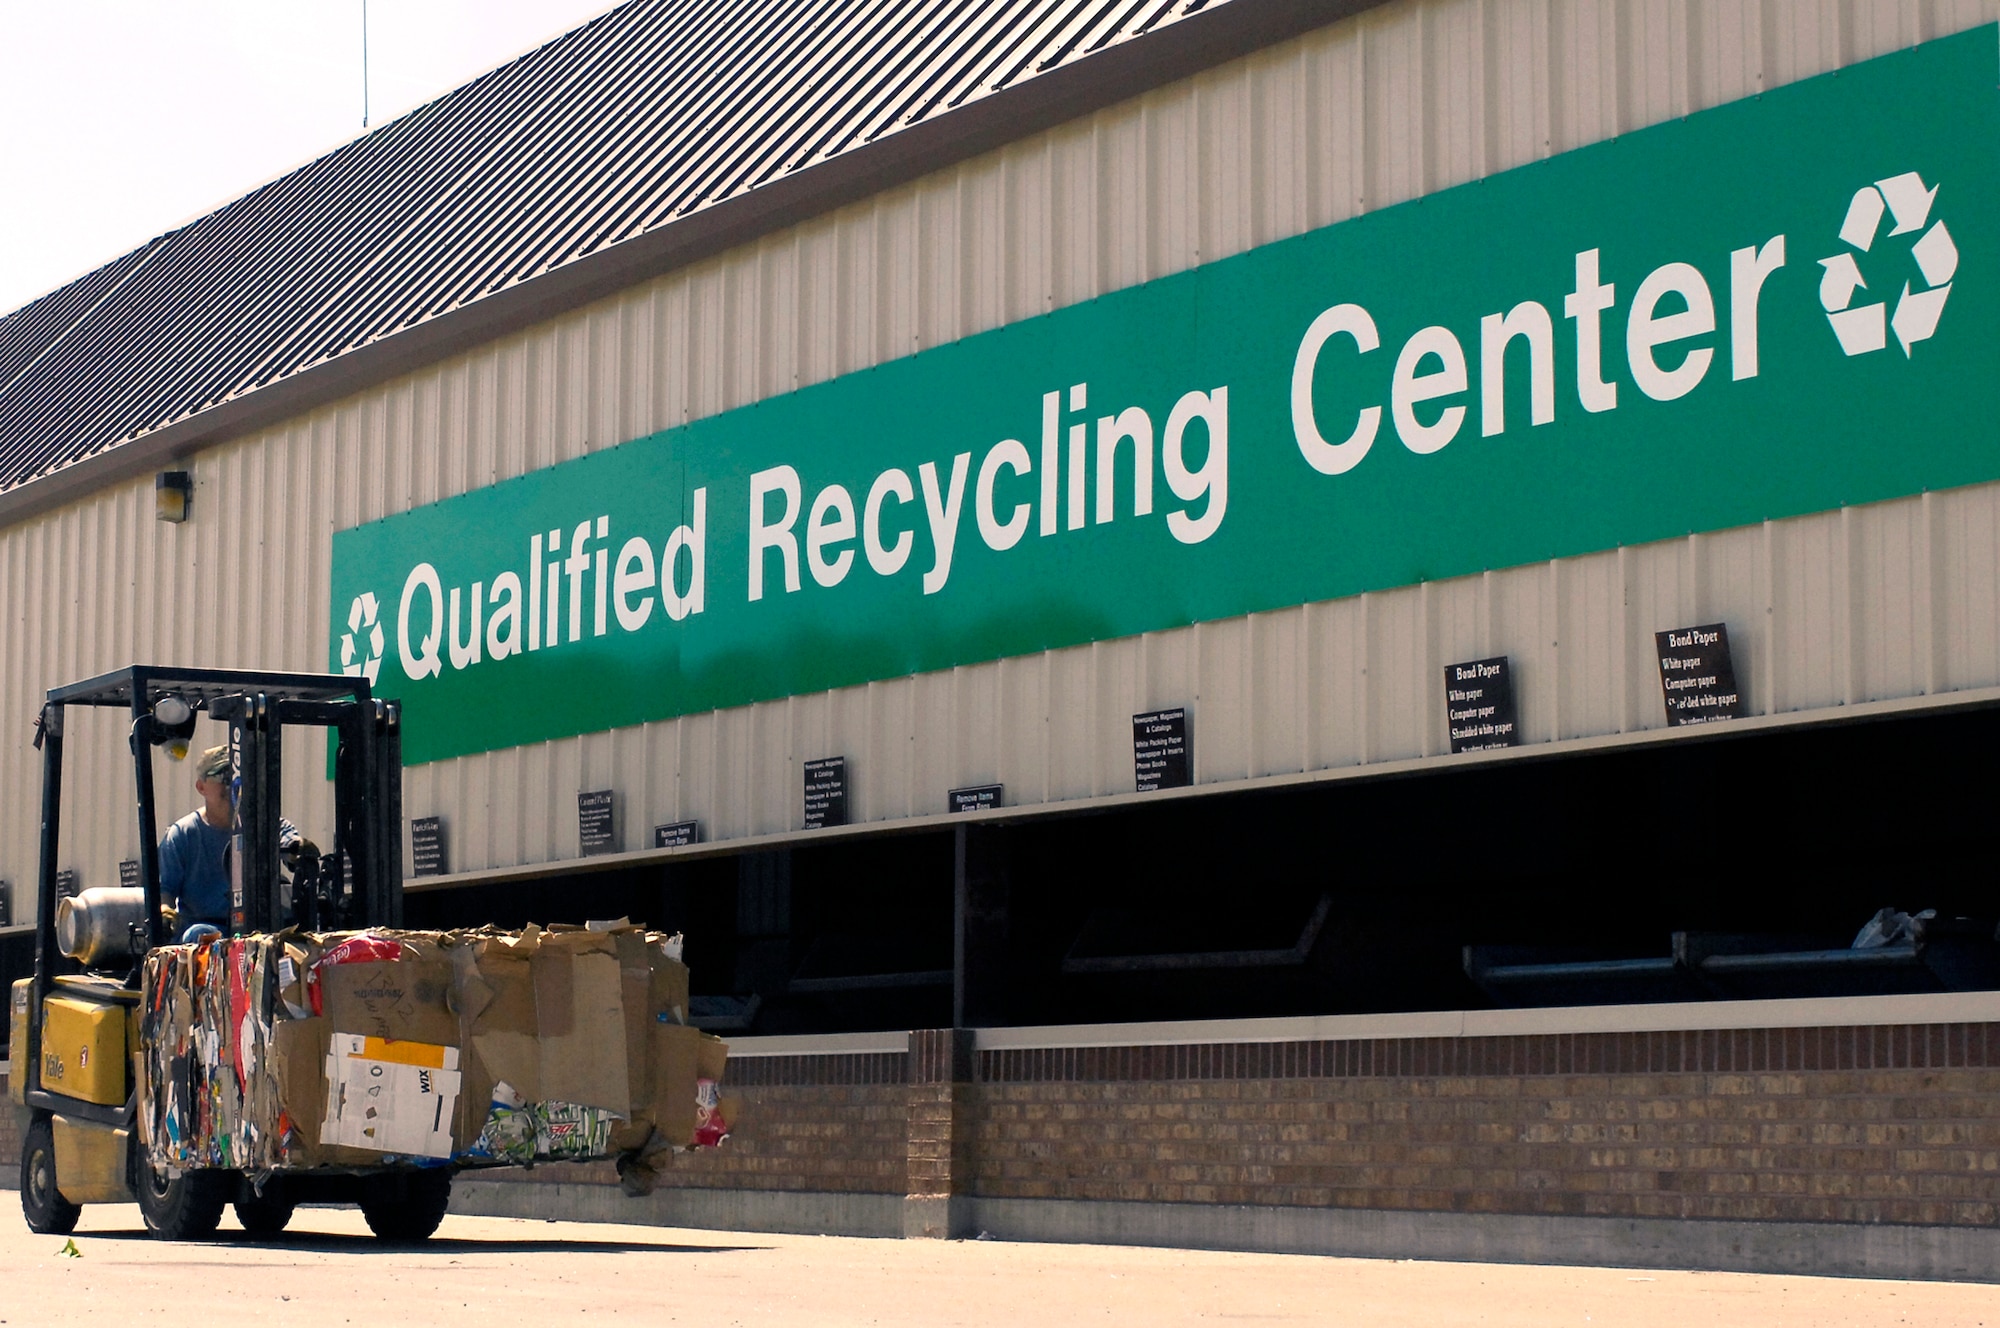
(195, 745, 231, 782)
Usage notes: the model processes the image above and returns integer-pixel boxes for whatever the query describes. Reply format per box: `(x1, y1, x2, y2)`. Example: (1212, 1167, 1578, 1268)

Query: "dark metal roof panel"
(0, 0, 1247, 496)
(0, 241, 168, 397)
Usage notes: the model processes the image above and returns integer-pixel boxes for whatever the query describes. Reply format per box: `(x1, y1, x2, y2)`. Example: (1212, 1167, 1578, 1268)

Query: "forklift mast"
(22, 665, 403, 1111)
(207, 690, 404, 934)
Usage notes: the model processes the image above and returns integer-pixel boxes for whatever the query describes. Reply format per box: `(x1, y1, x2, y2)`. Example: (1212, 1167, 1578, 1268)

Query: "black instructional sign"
(1444, 656, 1520, 754)
(804, 757, 848, 829)
(1655, 623, 1744, 726)
(948, 784, 1003, 813)
(55, 870, 78, 900)
(0, 880, 10, 927)
(1133, 708, 1192, 792)
(654, 820, 701, 848)
(119, 859, 141, 889)
(578, 789, 617, 856)
(410, 816, 447, 878)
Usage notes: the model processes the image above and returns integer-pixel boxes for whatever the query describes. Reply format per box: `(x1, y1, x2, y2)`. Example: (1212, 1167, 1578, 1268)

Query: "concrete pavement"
(0, 1204, 1992, 1327)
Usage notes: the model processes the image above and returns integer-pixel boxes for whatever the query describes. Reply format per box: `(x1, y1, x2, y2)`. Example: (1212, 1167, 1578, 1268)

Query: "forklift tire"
(136, 1159, 227, 1241)
(358, 1170, 453, 1243)
(20, 1117, 82, 1236)
(232, 1185, 296, 1237)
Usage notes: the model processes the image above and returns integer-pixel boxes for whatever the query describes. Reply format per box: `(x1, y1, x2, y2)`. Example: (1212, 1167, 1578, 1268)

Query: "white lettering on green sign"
(332, 29, 2000, 766)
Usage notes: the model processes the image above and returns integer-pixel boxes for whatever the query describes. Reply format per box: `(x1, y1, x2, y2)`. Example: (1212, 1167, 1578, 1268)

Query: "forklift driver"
(159, 744, 297, 942)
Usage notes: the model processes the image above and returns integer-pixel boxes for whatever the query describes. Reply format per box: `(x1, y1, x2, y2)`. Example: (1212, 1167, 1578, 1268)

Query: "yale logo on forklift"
(43, 1051, 64, 1082)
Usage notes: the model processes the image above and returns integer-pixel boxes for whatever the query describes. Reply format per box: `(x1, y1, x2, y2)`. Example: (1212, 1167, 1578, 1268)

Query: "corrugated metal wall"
(4, 0, 1998, 910)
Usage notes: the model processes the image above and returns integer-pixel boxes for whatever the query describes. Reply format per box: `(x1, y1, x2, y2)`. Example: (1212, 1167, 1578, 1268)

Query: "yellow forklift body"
(40, 991, 127, 1107)
(51, 1116, 134, 1205)
(7, 979, 26, 1106)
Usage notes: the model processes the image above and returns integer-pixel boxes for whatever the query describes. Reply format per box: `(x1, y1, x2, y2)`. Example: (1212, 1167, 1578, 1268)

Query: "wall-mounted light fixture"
(156, 470, 193, 523)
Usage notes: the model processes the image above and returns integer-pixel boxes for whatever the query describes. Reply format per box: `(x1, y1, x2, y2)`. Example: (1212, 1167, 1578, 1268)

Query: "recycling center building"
(5, 0, 2000, 1275)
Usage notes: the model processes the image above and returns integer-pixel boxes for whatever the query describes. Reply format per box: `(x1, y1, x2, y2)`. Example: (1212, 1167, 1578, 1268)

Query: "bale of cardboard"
(136, 920, 729, 1188)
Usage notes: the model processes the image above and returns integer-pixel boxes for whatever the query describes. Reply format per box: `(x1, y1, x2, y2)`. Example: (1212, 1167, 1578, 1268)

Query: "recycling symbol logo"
(1817, 171, 1957, 358)
(340, 592, 385, 684)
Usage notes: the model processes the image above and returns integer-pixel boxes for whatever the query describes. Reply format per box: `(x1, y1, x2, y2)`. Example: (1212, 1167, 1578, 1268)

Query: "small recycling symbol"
(340, 592, 385, 683)
(1817, 171, 1957, 358)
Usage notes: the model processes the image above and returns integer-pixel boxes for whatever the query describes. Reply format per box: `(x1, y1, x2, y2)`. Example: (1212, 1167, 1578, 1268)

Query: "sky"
(0, 0, 621, 318)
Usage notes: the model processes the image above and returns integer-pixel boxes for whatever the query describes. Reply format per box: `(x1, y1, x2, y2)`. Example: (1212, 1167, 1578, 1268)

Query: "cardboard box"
(270, 1016, 381, 1169)
(321, 1034, 461, 1159)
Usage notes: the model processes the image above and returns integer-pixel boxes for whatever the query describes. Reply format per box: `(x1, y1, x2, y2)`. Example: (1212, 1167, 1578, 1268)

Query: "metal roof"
(0, 0, 1356, 509)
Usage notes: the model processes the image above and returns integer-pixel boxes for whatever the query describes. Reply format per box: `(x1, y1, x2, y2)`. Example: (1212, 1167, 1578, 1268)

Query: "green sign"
(333, 28, 2000, 767)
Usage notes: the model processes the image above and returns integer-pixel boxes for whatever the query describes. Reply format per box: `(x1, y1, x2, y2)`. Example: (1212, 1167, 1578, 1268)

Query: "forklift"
(8, 664, 449, 1241)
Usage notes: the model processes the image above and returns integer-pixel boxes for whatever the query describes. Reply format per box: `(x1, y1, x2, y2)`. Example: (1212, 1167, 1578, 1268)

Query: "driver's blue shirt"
(158, 810, 296, 926)
(158, 812, 230, 926)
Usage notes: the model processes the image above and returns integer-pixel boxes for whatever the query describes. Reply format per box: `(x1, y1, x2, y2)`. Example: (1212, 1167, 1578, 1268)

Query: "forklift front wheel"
(233, 1182, 297, 1237)
(20, 1116, 82, 1235)
(358, 1169, 453, 1242)
(135, 1154, 227, 1241)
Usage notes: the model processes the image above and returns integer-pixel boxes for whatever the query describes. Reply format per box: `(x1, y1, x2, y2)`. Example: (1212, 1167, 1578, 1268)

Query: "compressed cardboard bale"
(137, 937, 281, 1171)
(269, 1016, 381, 1169)
(128, 1044, 146, 1139)
(693, 1032, 732, 1146)
(537, 1100, 620, 1158)
(650, 1022, 702, 1149)
(611, 932, 655, 1151)
(277, 937, 321, 1018)
(134, 951, 179, 1160)
(532, 929, 629, 1114)
(447, 941, 500, 1147)
(697, 1034, 728, 1084)
(618, 1023, 730, 1194)
(598, 928, 688, 1150)
(203, 943, 247, 1166)
(462, 1082, 538, 1163)
(395, 933, 454, 966)
(138, 922, 725, 1177)
(651, 948, 690, 1026)
(237, 938, 285, 1166)
(271, 1016, 327, 1152)
(278, 933, 473, 1161)
(459, 927, 646, 1162)
(319, 959, 458, 1046)
(467, 936, 540, 1102)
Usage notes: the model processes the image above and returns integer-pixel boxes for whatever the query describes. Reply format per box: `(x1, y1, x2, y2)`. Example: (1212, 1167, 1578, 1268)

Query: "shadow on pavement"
(78, 1228, 769, 1255)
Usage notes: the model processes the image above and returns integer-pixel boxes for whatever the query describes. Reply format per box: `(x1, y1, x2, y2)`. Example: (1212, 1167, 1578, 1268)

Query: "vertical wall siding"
(3, 0, 1997, 906)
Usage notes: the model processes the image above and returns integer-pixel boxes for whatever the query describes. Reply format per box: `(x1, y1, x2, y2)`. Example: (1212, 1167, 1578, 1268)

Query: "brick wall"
(665, 1079, 909, 1194)
(481, 1051, 911, 1195)
(905, 1030, 975, 1200)
(971, 1025, 2000, 1226)
(0, 1065, 25, 1188)
(471, 1020, 2000, 1233)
